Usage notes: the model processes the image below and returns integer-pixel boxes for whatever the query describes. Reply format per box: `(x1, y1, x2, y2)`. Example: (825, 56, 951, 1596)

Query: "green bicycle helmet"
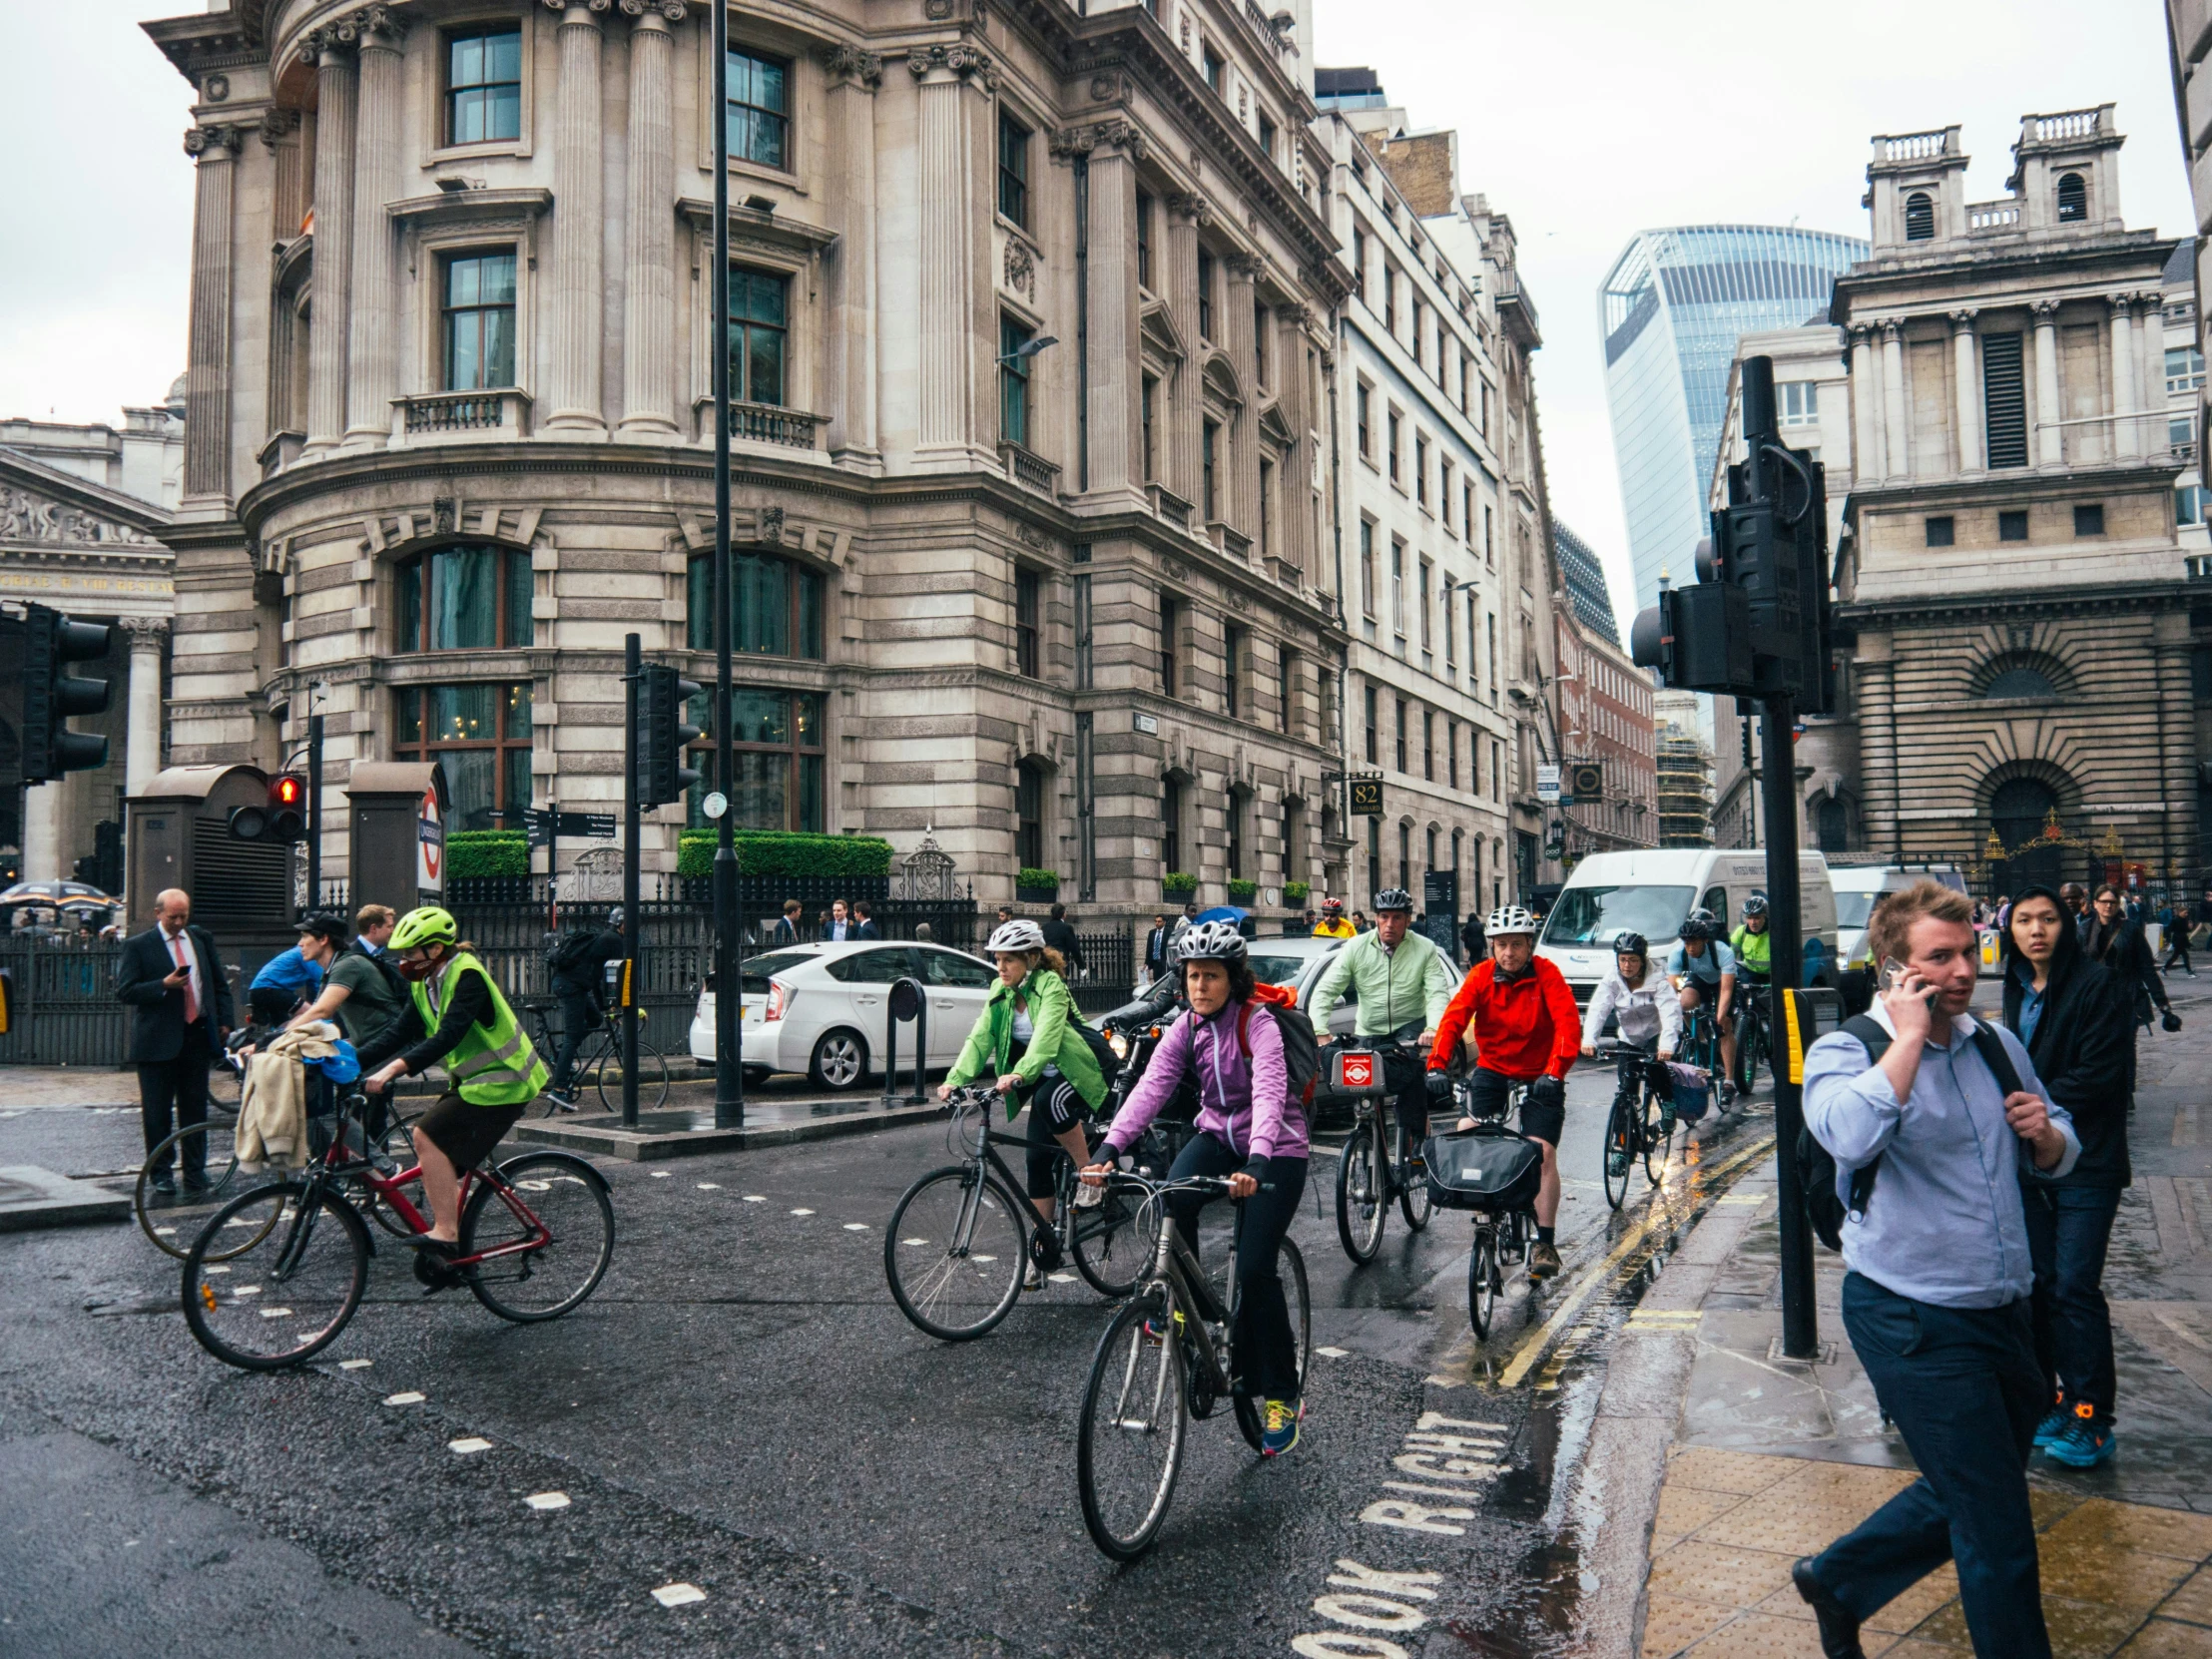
(388, 905, 459, 952)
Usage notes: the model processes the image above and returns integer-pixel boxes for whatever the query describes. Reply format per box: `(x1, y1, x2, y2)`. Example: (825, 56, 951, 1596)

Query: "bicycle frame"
(940, 1089, 1121, 1262)
(1120, 1177, 1243, 1399)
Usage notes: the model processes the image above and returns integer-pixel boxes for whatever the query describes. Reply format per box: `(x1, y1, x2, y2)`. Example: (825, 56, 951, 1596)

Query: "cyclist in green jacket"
(941, 918, 1109, 1287)
(1730, 894, 1774, 979)
(1310, 888, 1459, 1149)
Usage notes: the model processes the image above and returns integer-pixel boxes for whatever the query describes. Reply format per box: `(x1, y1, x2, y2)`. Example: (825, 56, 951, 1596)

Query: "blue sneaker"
(2043, 1404, 2114, 1469)
(2032, 1396, 2069, 1450)
(1260, 1397, 1304, 1457)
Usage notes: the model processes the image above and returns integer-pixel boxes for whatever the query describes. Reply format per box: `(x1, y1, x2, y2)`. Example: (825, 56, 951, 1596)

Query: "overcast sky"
(1, 3, 2194, 625)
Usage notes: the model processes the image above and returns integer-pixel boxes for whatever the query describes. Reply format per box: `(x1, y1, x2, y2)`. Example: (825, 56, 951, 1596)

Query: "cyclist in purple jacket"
(1081, 920, 1310, 1455)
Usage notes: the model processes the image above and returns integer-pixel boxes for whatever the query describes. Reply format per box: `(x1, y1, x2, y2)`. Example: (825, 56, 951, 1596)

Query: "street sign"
(1134, 712, 1159, 735)
(1568, 762, 1604, 801)
(1536, 763, 1561, 804)
(701, 791, 729, 821)
(521, 808, 618, 848)
(417, 787, 444, 894)
(1349, 779, 1383, 817)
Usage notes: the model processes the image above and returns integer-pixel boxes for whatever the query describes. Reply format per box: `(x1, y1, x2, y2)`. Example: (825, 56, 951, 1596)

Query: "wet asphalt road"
(0, 1054, 1780, 1657)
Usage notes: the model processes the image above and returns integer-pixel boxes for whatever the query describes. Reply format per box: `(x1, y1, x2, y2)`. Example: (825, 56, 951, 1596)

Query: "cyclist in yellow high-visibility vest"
(360, 905, 549, 1286)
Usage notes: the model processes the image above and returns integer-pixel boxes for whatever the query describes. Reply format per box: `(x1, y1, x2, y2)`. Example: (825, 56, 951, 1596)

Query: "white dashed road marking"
(525, 1491, 570, 1511)
(651, 1582, 706, 1608)
(337, 1359, 372, 1370)
(697, 1183, 722, 1190)
(791, 1208, 815, 1216)
(382, 1391, 425, 1406)
(448, 1437, 494, 1454)
(843, 1223, 867, 1232)
(651, 1170, 672, 1178)
(1315, 1346, 1351, 1359)
(744, 1195, 766, 1203)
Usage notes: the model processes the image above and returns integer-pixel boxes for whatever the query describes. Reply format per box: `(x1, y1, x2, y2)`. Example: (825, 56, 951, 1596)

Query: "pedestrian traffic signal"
(636, 664, 704, 809)
(229, 773, 308, 843)
(23, 605, 112, 782)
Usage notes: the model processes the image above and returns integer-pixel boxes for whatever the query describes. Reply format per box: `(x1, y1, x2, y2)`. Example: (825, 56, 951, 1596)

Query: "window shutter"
(1981, 332, 2027, 469)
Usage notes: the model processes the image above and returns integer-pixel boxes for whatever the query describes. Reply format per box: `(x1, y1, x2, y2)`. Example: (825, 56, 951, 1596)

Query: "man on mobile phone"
(1794, 881, 2078, 1659)
(116, 889, 236, 1196)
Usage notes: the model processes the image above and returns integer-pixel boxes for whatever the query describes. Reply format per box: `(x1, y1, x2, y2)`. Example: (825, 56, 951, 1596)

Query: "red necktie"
(169, 932, 200, 1024)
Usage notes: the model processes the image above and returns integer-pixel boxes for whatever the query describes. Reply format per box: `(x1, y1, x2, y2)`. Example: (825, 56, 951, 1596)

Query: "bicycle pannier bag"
(1667, 1062, 1711, 1124)
(1421, 1123, 1542, 1213)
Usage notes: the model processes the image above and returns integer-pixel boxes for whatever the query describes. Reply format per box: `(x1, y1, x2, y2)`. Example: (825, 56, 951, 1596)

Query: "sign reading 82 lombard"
(1349, 779, 1383, 817)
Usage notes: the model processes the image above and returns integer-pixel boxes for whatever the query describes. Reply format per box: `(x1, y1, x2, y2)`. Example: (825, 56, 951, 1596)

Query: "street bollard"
(884, 976, 928, 1107)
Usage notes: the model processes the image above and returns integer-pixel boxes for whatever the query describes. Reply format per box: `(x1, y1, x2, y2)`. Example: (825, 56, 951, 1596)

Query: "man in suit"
(852, 900, 881, 940)
(1143, 914, 1172, 983)
(116, 888, 235, 1195)
(1042, 902, 1084, 973)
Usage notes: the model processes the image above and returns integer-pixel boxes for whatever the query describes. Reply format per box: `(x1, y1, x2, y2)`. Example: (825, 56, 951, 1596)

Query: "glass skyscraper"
(1600, 225, 1867, 611)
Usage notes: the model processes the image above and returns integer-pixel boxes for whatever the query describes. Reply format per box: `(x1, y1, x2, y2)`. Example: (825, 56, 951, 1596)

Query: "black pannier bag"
(1422, 1122, 1542, 1213)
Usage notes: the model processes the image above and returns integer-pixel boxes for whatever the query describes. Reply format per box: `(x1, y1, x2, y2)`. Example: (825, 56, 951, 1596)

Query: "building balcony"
(693, 397, 828, 452)
(998, 441, 1061, 496)
(257, 429, 305, 479)
(1147, 481, 1195, 530)
(1963, 200, 2022, 236)
(1209, 521, 1255, 562)
(394, 388, 532, 441)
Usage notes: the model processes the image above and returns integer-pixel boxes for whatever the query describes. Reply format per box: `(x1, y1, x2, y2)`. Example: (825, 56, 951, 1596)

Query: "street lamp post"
(711, 4, 744, 1129)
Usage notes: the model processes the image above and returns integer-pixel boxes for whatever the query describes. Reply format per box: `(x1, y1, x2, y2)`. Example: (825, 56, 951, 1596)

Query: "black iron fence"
(0, 940, 132, 1067)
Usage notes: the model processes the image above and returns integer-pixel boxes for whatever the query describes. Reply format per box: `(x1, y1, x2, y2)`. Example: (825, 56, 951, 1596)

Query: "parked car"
(689, 940, 1001, 1090)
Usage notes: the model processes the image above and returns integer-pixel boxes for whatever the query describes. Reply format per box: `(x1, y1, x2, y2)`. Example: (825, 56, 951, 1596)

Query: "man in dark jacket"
(851, 900, 881, 940)
(547, 906, 625, 1108)
(1142, 913, 1172, 983)
(1460, 908, 1486, 967)
(1041, 902, 1084, 972)
(116, 888, 236, 1193)
(2002, 884, 2133, 1470)
(2083, 883, 2175, 1096)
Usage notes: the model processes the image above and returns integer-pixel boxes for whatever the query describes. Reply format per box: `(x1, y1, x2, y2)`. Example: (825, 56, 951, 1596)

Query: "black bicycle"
(1075, 1171, 1311, 1560)
(1732, 971, 1771, 1099)
(882, 1086, 1150, 1341)
(1438, 1074, 1539, 1342)
(1331, 1032, 1433, 1264)
(1593, 1041, 1673, 1212)
(523, 996, 669, 1113)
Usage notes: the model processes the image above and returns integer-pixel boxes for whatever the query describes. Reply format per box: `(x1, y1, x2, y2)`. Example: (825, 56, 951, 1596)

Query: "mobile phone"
(1878, 957, 1907, 993)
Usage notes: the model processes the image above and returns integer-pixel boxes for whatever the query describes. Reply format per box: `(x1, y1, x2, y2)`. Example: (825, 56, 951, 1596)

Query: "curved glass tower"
(1600, 225, 1867, 610)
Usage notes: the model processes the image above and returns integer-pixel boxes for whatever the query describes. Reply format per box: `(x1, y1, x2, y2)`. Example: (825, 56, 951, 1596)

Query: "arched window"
(1904, 191, 1935, 242)
(685, 690, 824, 832)
(1991, 777, 2059, 850)
(686, 548, 825, 659)
(2056, 172, 2086, 223)
(1816, 797, 1850, 853)
(396, 544, 532, 652)
(1984, 665, 2058, 700)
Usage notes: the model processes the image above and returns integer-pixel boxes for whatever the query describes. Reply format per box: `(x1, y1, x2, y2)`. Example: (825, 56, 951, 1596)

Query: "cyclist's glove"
(1528, 1075, 1565, 1112)
(1424, 1069, 1454, 1100)
(1241, 1156, 1271, 1187)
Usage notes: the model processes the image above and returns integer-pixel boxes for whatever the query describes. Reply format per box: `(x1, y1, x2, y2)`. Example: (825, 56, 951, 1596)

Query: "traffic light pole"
(622, 634, 642, 1131)
(710, 0, 744, 1130)
(1760, 690, 1819, 1361)
(307, 713, 323, 913)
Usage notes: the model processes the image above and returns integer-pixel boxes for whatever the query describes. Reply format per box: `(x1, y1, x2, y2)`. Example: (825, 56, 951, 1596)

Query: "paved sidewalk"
(1635, 989, 2212, 1658)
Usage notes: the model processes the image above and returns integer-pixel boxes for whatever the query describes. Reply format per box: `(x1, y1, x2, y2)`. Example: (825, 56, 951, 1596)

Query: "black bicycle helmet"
(1374, 887, 1414, 913)
(1742, 893, 1769, 919)
(1679, 907, 1722, 942)
(1612, 931, 1649, 957)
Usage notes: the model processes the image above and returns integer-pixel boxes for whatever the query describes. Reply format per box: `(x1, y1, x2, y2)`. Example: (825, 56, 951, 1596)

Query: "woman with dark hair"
(2002, 885, 2133, 1469)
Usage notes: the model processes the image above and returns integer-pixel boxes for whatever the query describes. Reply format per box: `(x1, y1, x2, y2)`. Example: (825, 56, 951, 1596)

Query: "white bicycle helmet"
(1485, 904, 1539, 937)
(1174, 919, 1249, 962)
(986, 918, 1046, 954)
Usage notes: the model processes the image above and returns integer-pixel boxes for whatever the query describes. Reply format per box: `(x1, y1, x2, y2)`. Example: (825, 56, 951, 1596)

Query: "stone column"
(1225, 256, 1262, 537)
(1164, 195, 1208, 512)
(344, 4, 407, 445)
(2032, 299, 2063, 466)
(181, 124, 245, 499)
(2141, 290, 2170, 459)
(1949, 309, 1979, 473)
(1281, 307, 1314, 578)
(1076, 125, 1143, 503)
(1855, 631, 1900, 858)
(21, 780, 64, 884)
(303, 31, 357, 453)
(544, 1, 609, 433)
(617, 1, 684, 439)
(908, 44, 992, 467)
(120, 617, 170, 798)
(1880, 319, 1909, 479)
(2109, 293, 2141, 460)
(1848, 325, 1879, 487)
(820, 45, 882, 468)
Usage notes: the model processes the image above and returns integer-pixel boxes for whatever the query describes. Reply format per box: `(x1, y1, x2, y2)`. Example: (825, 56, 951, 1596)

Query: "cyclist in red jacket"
(1425, 905, 1580, 1279)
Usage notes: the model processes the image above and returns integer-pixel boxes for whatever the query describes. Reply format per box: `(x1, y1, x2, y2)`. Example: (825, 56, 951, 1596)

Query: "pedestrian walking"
(772, 898, 802, 945)
(851, 900, 881, 940)
(2000, 884, 2133, 1472)
(2082, 882, 2177, 1104)
(1352, 910, 1372, 933)
(1041, 902, 1083, 974)
(545, 907, 625, 1110)
(2157, 896, 2195, 977)
(2058, 882, 2088, 931)
(1460, 906, 1486, 968)
(1797, 880, 2079, 1659)
(116, 889, 235, 1196)
(1142, 913, 1172, 984)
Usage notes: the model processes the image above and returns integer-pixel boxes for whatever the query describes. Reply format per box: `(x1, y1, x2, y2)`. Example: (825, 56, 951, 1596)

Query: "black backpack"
(1798, 1012, 2025, 1250)
(1232, 997, 1324, 1109)
(545, 928, 603, 982)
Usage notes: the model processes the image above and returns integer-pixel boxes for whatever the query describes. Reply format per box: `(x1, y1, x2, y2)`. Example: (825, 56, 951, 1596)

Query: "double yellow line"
(1495, 1133, 1776, 1388)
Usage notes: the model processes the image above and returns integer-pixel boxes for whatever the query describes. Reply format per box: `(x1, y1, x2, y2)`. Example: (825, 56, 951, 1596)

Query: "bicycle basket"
(1421, 1123, 1541, 1213)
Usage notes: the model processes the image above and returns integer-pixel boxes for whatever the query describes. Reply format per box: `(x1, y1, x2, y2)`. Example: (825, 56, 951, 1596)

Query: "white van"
(1536, 846, 1841, 1006)
(1828, 863, 1967, 1008)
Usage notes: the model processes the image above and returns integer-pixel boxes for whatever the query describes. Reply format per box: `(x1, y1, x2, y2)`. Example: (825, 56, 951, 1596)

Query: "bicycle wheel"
(1467, 1226, 1498, 1340)
(462, 1151, 616, 1323)
(1077, 1294, 1189, 1561)
(1070, 1185, 1154, 1300)
(1601, 1093, 1632, 1211)
(1336, 1116, 1386, 1264)
(181, 1181, 368, 1372)
(594, 1029, 671, 1113)
(135, 1119, 250, 1261)
(1235, 1235, 1311, 1451)
(1733, 1019, 1760, 1097)
(1396, 1115, 1432, 1233)
(883, 1164, 1028, 1341)
(1642, 1082, 1672, 1187)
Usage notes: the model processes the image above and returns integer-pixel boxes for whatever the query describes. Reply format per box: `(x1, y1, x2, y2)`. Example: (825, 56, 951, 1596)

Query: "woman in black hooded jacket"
(2001, 882, 2134, 1468)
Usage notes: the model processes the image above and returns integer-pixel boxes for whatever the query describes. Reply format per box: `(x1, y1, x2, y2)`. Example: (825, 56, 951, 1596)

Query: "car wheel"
(809, 1028, 868, 1091)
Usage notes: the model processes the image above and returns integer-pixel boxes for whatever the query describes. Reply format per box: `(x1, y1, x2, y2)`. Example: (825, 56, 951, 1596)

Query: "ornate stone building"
(142, 0, 1353, 916)
(1551, 521, 1655, 857)
(1823, 109, 2204, 894)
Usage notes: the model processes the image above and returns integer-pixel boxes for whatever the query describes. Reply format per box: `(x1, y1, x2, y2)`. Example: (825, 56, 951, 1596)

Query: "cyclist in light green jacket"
(1309, 888, 1460, 1148)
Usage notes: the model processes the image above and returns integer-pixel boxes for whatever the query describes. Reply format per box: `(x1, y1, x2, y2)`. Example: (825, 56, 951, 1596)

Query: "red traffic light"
(272, 775, 305, 809)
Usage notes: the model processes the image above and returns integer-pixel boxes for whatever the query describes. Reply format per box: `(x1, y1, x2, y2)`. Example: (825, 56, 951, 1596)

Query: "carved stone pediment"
(1139, 297, 1188, 362)
(0, 485, 159, 549)
(0, 449, 171, 555)
(1200, 349, 1245, 408)
(1256, 397, 1295, 448)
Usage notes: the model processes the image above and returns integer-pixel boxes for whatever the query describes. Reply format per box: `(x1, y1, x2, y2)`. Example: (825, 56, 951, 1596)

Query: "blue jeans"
(1810, 1273, 2049, 1659)
(2022, 1183, 2122, 1420)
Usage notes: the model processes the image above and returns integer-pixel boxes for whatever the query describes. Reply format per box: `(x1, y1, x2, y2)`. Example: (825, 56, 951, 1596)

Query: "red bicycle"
(181, 1089, 615, 1371)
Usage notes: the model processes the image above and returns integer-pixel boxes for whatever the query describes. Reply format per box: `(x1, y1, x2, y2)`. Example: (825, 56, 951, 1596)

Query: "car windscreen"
(738, 950, 814, 993)
(1248, 953, 1314, 988)
(1833, 891, 1877, 928)
(1541, 885, 1694, 949)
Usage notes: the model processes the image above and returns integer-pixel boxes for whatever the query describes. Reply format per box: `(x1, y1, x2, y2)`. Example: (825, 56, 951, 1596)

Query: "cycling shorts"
(1464, 1067, 1561, 1146)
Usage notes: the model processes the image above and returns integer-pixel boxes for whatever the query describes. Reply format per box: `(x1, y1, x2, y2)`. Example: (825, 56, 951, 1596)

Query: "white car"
(688, 940, 1002, 1090)
(1243, 935, 1362, 1041)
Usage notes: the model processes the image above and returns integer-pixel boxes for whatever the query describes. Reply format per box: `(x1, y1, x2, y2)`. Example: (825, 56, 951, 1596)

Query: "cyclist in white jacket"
(1580, 933, 1681, 1099)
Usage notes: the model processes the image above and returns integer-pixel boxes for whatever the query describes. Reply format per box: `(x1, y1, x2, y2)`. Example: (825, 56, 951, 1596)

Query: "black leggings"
(1163, 1133, 1308, 1400)
(1022, 1075, 1094, 1199)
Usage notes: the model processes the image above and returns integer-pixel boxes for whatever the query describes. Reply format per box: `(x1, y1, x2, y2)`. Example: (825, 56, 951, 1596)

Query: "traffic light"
(230, 773, 307, 843)
(23, 605, 112, 782)
(636, 664, 703, 809)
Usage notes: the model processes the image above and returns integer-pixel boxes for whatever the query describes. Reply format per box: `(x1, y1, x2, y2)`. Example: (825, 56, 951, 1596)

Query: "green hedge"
(1017, 867, 1059, 891)
(1226, 878, 1258, 902)
(447, 830, 529, 878)
(677, 830, 894, 879)
(1161, 871, 1198, 895)
(1284, 880, 1312, 904)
